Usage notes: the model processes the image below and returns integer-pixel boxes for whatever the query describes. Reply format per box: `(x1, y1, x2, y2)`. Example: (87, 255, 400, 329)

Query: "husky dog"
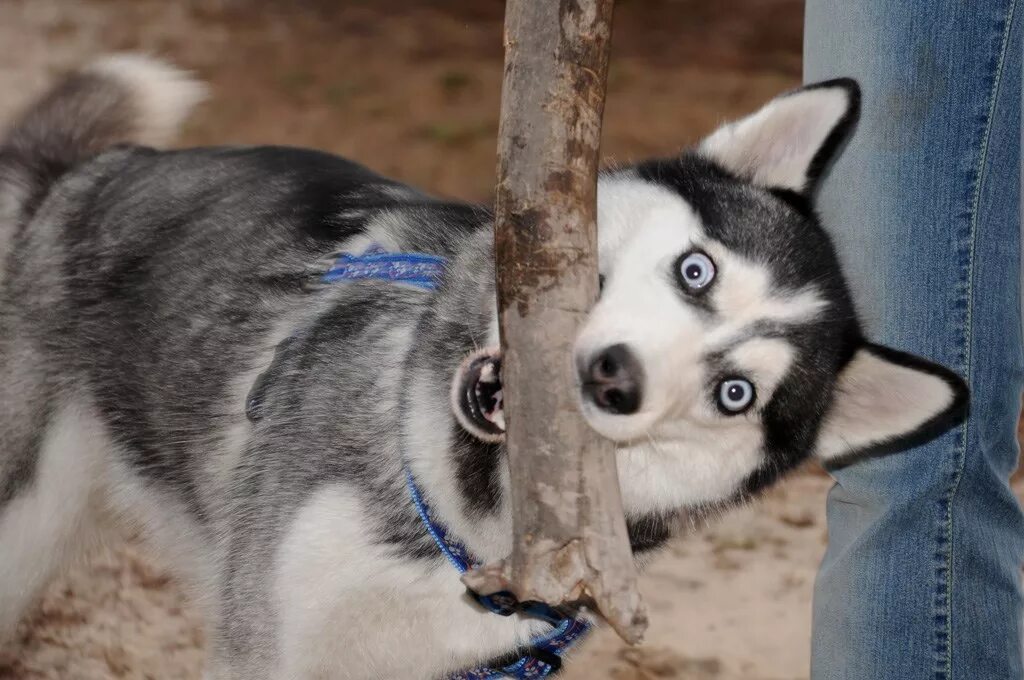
(0, 56, 966, 679)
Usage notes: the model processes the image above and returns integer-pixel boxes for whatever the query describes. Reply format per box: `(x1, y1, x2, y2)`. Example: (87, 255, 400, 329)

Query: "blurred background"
(0, 1, 1017, 679)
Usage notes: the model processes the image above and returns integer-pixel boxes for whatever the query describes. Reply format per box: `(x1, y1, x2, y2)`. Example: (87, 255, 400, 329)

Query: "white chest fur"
(273, 484, 548, 679)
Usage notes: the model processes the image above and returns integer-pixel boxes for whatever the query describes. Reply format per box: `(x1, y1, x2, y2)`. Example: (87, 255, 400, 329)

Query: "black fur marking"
(767, 187, 814, 218)
(635, 153, 869, 500)
(452, 424, 505, 516)
(739, 321, 861, 497)
(625, 513, 676, 554)
(638, 153, 857, 299)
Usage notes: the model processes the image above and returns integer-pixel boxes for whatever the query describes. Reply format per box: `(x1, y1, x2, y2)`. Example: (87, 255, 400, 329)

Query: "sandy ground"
(0, 2, 1018, 679)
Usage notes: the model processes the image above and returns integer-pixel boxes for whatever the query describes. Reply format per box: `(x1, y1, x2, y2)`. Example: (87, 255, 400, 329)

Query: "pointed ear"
(699, 79, 860, 194)
(816, 344, 968, 465)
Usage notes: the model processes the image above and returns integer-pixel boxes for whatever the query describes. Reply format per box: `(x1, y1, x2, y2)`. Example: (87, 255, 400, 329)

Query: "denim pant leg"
(804, 2, 1024, 679)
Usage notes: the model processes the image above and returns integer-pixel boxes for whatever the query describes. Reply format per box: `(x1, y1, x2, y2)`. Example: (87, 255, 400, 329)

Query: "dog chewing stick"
(460, 0, 648, 644)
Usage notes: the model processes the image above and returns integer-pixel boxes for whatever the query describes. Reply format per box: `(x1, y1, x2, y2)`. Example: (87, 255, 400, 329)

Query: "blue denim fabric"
(805, 2, 1024, 678)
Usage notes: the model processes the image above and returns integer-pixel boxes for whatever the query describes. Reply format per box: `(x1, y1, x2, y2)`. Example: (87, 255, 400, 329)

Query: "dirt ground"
(0, 2, 1018, 679)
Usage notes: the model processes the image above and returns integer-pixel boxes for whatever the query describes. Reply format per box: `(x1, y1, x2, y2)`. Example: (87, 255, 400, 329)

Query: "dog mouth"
(451, 348, 505, 442)
(450, 348, 654, 446)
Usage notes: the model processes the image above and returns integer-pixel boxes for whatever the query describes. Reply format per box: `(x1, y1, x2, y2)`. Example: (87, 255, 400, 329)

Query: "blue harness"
(320, 246, 591, 679)
(320, 244, 447, 290)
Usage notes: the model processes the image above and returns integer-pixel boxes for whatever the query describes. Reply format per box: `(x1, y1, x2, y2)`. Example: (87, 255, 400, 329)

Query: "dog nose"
(581, 344, 644, 415)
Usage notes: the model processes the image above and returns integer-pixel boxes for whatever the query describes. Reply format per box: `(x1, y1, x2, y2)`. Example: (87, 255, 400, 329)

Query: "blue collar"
(321, 245, 591, 678)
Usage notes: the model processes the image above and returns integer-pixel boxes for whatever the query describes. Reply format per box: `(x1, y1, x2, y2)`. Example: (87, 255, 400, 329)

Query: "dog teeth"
(479, 362, 499, 383)
(492, 394, 506, 432)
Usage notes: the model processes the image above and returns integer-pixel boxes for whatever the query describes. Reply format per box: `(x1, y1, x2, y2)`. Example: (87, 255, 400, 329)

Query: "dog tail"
(0, 53, 206, 226)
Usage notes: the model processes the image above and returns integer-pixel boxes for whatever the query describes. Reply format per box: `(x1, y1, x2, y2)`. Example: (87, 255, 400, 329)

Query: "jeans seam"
(943, 2, 1019, 678)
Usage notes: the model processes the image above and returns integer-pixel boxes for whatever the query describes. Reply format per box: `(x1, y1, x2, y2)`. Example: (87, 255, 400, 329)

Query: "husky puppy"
(0, 56, 966, 679)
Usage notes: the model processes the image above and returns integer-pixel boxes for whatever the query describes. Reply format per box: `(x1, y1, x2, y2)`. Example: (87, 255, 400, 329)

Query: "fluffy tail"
(0, 54, 206, 227)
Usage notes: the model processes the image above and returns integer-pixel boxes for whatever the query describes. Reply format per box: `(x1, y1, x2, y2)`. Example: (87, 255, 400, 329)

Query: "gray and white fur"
(0, 56, 967, 679)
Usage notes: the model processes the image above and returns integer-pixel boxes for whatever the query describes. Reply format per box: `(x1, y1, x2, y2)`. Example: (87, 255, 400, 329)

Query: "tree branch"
(461, 0, 647, 644)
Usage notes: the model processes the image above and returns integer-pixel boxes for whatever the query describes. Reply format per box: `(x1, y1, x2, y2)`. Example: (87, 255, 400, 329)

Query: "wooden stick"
(461, 0, 647, 644)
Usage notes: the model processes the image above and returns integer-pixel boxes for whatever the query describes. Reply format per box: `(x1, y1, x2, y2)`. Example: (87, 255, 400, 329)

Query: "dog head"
(451, 80, 967, 520)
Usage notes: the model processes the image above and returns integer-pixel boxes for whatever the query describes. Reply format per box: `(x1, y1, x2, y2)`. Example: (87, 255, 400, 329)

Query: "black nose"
(581, 344, 644, 415)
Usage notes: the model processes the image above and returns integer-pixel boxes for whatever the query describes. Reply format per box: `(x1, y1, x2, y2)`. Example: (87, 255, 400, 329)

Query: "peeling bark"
(461, 0, 647, 645)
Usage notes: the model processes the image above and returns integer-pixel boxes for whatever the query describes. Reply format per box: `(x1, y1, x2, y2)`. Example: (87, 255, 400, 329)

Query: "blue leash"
(404, 471, 592, 679)
(321, 245, 591, 679)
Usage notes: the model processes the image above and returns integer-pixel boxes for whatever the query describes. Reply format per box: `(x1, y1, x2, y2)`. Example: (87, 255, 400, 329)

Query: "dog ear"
(815, 344, 968, 465)
(698, 79, 860, 195)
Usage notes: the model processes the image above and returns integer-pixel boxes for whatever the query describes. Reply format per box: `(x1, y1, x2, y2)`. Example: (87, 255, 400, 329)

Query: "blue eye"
(717, 378, 755, 414)
(678, 251, 716, 291)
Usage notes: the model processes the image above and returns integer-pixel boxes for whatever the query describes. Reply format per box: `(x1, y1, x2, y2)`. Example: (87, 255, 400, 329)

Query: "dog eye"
(717, 378, 755, 414)
(677, 251, 716, 291)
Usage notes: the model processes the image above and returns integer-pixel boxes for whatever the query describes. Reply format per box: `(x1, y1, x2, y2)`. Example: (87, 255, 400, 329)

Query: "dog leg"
(0, 401, 107, 639)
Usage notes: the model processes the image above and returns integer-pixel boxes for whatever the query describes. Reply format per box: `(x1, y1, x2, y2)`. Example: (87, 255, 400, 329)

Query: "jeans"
(805, 2, 1024, 679)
